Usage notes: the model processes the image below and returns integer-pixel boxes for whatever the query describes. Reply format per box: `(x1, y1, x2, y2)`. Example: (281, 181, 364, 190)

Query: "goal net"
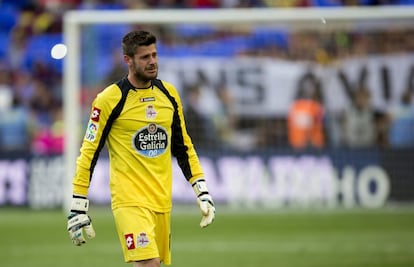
(62, 6, 414, 210)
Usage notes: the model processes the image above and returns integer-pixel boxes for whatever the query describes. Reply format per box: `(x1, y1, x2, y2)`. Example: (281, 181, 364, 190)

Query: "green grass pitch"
(1, 205, 414, 267)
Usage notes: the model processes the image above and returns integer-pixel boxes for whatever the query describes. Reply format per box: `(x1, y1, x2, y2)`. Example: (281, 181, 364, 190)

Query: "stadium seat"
(0, 33, 10, 59)
(0, 4, 18, 32)
(311, 0, 343, 6)
(397, 0, 414, 4)
(173, 24, 215, 38)
(24, 34, 63, 71)
(250, 27, 289, 50)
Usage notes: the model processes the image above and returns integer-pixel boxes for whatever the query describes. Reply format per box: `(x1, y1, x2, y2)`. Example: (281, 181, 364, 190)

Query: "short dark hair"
(122, 30, 157, 57)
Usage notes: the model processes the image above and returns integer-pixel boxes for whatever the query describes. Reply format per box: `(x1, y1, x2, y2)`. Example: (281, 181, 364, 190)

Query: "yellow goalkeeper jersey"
(72, 78, 204, 212)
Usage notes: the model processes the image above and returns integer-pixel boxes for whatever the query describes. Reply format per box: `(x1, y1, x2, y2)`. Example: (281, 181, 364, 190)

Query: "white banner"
(159, 54, 414, 116)
(0, 156, 390, 209)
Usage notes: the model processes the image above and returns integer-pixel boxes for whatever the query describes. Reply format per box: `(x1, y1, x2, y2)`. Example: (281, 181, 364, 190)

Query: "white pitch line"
(172, 240, 414, 254)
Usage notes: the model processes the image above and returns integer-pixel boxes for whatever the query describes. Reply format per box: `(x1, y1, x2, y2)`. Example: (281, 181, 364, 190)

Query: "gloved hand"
(192, 179, 215, 228)
(67, 195, 96, 246)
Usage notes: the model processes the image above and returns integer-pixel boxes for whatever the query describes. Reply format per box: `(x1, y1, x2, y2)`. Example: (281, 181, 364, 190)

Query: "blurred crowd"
(0, 0, 413, 155)
(182, 70, 414, 152)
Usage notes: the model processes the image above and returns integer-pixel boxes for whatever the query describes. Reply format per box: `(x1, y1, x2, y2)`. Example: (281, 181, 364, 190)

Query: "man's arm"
(67, 85, 121, 244)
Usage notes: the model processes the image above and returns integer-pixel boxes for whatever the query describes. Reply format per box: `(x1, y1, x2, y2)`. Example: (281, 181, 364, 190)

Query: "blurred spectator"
(147, 0, 187, 8)
(388, 90, 414, 147)
(78, 0, 127, 10)
(375, 110, 390, 148)
(12, 70, 35, 107)
(256, 117, 288, 148)
(183, 83, 212, 149)
(0, 62, 13, 102)
(222, 0, 267, 7)
(341, 86, 376, 148)
(0, 71, 30, 152)
(103, 50, 128, 86)
(287, 73, 326, 149)
(0, 101, 31, 152)
(121, 0, 149, 8)
(38, 0, 82, 12)
(264, 0, 309, 7)
(31, 105, 64, 155)
(185, 0, 220, 8)
(7, 18, 30, 70)
(183, 77, 238, 149)
(29, 79, 56, 127)
(27, 78, 64, 155)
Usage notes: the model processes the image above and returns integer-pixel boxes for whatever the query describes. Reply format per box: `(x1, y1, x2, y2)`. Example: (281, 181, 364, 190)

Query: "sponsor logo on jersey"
(85, 121, 98, 142)
(140, 97, 155, 102)
(133, 123, 168, 158)
(125, 233, 135, 250)
(91, 107, 101, 122)
(137, 232, 150, 248)
(146, 105, 157, 119)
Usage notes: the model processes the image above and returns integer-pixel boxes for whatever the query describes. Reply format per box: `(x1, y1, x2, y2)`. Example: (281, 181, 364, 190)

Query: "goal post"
(62, 6, 414, 211)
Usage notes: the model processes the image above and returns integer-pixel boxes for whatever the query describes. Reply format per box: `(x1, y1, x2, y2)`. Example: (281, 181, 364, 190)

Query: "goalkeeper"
(67, 30, 215, 267)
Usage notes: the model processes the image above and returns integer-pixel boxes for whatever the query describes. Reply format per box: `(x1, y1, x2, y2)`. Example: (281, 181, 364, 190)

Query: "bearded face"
(125, 44, 158, 86)
(131, 56, 158, 82)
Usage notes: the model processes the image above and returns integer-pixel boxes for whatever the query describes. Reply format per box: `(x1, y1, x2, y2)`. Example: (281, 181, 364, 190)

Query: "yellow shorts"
(113, 206, 171, 265)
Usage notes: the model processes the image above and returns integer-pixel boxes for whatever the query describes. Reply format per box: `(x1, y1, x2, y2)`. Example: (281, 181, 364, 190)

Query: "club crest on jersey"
(91, 107, 101, 122)
(85, 121, 98, 142)
(124, 233, 135, 250)
(133, 123, 168, 158)
(137, 232, 150, 248)
(146, 105, 157, 119)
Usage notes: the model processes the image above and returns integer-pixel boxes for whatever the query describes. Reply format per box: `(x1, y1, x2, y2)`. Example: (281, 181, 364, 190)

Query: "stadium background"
(0, 1, 414, 267)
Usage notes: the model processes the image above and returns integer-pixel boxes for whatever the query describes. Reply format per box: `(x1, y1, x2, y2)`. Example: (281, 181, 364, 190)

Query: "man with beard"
(66, 30, 215, 267)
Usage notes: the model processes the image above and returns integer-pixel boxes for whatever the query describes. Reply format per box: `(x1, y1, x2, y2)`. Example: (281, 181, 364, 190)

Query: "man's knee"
(133, 258, 160, 267)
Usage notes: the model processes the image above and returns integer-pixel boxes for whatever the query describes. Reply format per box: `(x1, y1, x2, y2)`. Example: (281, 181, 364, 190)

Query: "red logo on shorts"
(125, 233, 135, 250)
(91, 107, 101, 122)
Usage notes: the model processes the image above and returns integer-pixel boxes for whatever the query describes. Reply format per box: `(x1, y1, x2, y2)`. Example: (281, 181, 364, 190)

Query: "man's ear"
(123, 55, 132, 66)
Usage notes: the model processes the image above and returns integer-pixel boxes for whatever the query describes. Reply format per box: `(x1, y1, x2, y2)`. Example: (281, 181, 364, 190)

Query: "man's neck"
(127, 75, 152, 89)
